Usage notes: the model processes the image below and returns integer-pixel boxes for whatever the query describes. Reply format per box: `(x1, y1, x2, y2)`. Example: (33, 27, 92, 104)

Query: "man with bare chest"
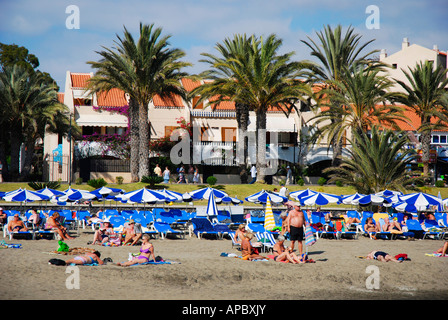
(286, 204, 305, 256)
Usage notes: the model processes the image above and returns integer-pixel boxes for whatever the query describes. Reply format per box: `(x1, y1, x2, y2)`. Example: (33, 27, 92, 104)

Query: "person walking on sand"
(285, 203, 305, 256)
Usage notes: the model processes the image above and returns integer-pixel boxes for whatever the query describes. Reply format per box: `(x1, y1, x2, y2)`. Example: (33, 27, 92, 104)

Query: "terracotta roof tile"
(57, 93, 64, 104)
(153, 94, 184, 107)
(70, 73, 91, 88)
(181, 78, 201, 92)
(97, 88, 128, 107)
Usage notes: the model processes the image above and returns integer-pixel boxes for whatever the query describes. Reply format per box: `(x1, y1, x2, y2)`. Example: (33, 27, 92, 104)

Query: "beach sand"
(0, 228, 447, 301)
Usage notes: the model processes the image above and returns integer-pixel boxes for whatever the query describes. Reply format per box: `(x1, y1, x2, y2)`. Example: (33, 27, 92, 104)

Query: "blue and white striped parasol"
(188, 187, 228, 200)
(300, 192, 341, 206)
(245, 189, 287, 204)
(398, 192, 442, 211)
(122, 188, 167, 204)
(3, 188, 50, 202)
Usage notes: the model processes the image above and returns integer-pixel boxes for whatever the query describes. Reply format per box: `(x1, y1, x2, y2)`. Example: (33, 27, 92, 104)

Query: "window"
(192, 96, 203, 109)
(392, 63, 397, 69)
(433, 135, 439, 143)
(221, 127, 236, 142)
(441, 135, 447, 144)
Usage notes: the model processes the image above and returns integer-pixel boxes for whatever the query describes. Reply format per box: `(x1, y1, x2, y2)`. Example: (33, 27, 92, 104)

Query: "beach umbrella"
(36, 187, 65, 198)
(437, 191, 444, 212)
(122, 188, 167, 204)
(398, 192, 442, 211)
(216, 196, 243, 205)
(205, 191, 219, 218)
(188, 187, 228, 200)
(245, 190, 288, 204)
(158, 188, 192, 203)
(300, 192, 341, 206)
(90, 186, 123, 198)
(59, 187, 97, 202)
(375, 189, 403, 197)
(3, 188, 50, 202)
(264, 196, 276, 231)
(351, 194, 388, 206)
(340, 192, 365, 205)
(289, 188, 318, 201)
(393, 201, 418, 213)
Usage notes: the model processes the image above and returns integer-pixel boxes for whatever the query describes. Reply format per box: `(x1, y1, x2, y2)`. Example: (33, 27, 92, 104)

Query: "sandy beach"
(0, 227, 447, 302)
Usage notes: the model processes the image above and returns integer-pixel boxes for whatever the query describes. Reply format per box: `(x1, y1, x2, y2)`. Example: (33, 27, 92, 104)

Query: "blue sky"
(1, 0, 447, 90)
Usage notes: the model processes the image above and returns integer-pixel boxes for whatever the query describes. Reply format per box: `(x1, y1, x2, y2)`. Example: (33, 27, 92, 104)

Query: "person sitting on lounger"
(117, 234, 155, 267)
(234, 224, 246, 244)
(65, 250, 104, 265)
(364, 217, 379, 233)
(122, 219, 142, 246)
(241, 232, 265, 261)
(366, 250, 402, 263)
(273, 235, 301, 264)
(45, 212, 74, 240)
(7, 214, 28, 233)
(383, 217, 402, 232)
(91, 220, 117, 245)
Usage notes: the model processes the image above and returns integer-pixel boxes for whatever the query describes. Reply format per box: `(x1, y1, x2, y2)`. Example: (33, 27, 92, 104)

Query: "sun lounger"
(152, 222, 185, 239)
(190, 217, 228, 239)
(255, 232, 276, 253)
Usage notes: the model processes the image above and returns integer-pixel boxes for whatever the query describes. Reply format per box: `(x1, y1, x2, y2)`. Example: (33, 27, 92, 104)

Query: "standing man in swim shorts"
(286, 203, 305, 256)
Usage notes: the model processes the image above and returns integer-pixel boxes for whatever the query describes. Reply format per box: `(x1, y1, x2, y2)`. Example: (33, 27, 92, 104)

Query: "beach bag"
(305, 224, 316, 247)
(48, 258, 66, 266)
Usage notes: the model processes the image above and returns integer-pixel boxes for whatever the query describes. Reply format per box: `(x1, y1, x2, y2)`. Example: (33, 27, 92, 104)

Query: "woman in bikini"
(234, 224, 246, 244)
(272, 235, 301, 264)
(117, 234, 155, 267)
(364, 217, 379, 233)
(65, 251, 104, 265)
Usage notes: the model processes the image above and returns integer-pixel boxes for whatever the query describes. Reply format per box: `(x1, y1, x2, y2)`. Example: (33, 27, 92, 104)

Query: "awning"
(75, 113, 128, 127)
(247, 115, 296, 132)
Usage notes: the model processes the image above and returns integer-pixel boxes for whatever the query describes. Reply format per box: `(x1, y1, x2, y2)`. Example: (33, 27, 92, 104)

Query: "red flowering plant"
(79, 105, 131, 159)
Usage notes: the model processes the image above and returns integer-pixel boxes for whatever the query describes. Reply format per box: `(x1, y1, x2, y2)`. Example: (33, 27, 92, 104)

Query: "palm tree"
(324, 126, 415, 194)
(193, 34, 312, 182)
(87, 23, 191, 181)
(190, 35, 252, 179)
(312, 65, 406, 147)
(301, 24, 380, 166)
(0, 64, 70, 180)
(395, 60, 448, 176)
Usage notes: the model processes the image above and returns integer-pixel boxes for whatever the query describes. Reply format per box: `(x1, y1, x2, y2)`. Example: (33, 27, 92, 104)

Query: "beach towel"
(305, 224, 316, 247)
(425, 252, 448, 257)
(0, 242, 22, 249)
(50, 247, 96, 255)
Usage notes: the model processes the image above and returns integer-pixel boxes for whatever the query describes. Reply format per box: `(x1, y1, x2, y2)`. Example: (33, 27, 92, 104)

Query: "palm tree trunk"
(236, 103, 249, 182)
(138, 101, 150, 179)
(331, 135, 343, 167)
(420, 126, 431, 177)
(255, 107, 267, 183)
(129, 98, 139, 182)
(9, 124, 22, 181)
(20, 136, 35, 180)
